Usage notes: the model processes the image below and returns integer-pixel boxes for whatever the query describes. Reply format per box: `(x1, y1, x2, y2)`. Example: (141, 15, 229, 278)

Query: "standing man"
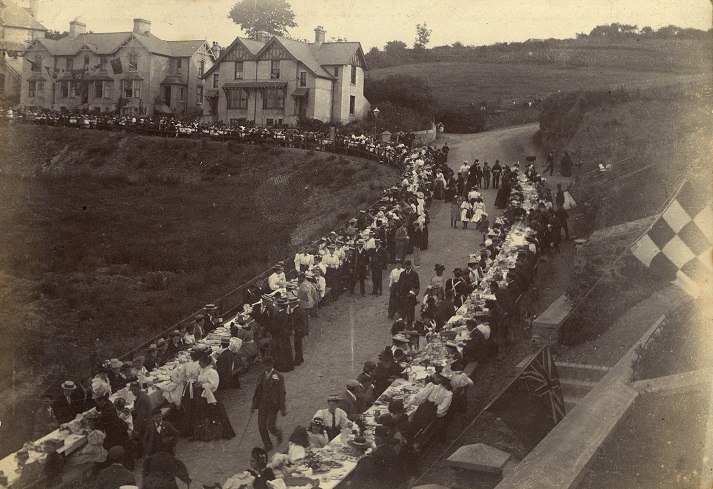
(370, 238, 388, 296)
(555, 183, 565, 209)
(352, 239, 370, 297)
(388, 261, 404, 319)
(492, 160, 502, 189)
(397, 260, 420, 323)
(482, 162, 492, 190)
(252, 357, 286, 452)
(543, 151, 555, 176)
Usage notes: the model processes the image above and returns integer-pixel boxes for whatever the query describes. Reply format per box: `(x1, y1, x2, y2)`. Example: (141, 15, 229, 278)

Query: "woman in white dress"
(196, 353, 236, 439)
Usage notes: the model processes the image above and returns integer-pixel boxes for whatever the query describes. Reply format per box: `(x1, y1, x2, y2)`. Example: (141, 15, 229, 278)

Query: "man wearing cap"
(314, 395, 352, 441)
(129, 381, 153, 441)
(95, 446, 135, 489)
(271, 298, 294, 373)
(166, 331, 184, 360)
(268, 264, 286, 292)
(252, 357, 287, 452)
(55, 380, 78, 423)
(370, 238, 388, 296)
(345, 218, 358, 237)
(144, 344, 159, 372)
(155, 338, 169, 368)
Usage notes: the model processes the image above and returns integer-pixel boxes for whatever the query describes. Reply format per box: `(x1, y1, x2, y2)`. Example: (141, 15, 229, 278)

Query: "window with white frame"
(234, 61, 243, 79)
(121, 79, 141, 98)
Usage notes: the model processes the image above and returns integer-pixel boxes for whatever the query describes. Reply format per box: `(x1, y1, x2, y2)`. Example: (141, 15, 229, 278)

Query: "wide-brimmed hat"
(434, 264, 445, 272)
(61, 381, 76, 391)
(347, 436, 370, 450)
(392, 333, 409, 343)
(327, 394, 343, 402)
(148, 343, 157, 351)
(311, 416, 324, 426)
(109, 358, 123, 369)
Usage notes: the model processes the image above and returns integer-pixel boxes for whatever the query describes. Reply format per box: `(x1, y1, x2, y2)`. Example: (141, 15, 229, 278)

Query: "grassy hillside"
(371, 38, 711, 132)
(0, 124, 397, 451)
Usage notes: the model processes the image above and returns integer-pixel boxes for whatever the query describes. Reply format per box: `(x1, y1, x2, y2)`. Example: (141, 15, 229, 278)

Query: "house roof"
(27, 32, 207, 58)
(203, 35, 367, 80)
(270, 36, 333, 79)
(167, 40, 207, 57)
(0, 0, 46, 31)
(311, 42, 362, 66)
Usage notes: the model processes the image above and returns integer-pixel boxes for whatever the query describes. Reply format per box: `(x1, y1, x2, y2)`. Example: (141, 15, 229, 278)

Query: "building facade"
(0, 0, 46, 99)
(202, 27, 370, 127)
(20, 18, 216, 116)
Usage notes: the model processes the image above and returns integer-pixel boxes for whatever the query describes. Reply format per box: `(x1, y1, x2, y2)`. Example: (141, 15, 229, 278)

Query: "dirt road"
(170, 123, 552, 485)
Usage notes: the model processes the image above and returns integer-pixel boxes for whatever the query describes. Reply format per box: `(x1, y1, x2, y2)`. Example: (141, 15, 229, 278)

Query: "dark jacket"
(143, 420, 180, 456)
(132, 390, 153, 437)
(94, 463, 136, 489)
(396, 269, 420, 297)
(252, 370, 286, 412)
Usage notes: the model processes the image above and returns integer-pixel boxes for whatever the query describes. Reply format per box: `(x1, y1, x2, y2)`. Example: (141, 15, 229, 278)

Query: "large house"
(20, 18, 217, 116)
(202, 27, 370, 127)
(0, 0, 46, 99)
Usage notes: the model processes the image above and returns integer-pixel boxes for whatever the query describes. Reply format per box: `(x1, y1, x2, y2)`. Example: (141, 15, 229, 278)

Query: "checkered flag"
(631, 180, 712, 296)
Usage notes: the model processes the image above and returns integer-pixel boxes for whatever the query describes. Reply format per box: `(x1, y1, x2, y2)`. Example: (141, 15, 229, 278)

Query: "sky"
(26, 0, 713, 50)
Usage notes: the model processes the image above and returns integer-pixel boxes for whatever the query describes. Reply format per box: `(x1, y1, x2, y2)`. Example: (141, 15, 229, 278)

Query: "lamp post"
(372, 106, 379, 141)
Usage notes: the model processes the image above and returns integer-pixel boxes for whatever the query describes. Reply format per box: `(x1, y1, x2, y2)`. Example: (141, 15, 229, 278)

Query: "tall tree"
(228, 0, 297, 38)
(414, 22, 432, 49)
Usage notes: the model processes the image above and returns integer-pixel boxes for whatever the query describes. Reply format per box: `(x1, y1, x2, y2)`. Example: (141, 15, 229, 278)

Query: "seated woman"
(268, 426, 309, 477)
(246, 447, 275, 489)
(408, 372, 453, 441)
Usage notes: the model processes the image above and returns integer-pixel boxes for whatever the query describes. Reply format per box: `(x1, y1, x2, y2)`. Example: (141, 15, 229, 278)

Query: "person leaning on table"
(33, 392, 60, 439)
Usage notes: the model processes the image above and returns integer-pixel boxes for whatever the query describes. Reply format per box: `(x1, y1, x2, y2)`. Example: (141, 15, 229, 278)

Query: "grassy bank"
(0, 123, 397, 453)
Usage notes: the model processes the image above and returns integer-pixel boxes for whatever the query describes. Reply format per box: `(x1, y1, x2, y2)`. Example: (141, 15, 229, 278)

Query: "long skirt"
(195, 392, 236, 440)
(494, 187, 509, 209)
(179, 381, 199, 437)
(408, 401, 438, 440)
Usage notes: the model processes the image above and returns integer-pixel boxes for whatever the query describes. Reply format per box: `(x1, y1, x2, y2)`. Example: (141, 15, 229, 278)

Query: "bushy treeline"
(365, 24, 712, 69)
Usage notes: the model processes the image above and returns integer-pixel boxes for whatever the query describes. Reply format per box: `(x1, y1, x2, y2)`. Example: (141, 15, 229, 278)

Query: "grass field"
(371, 39, 712, 111)
(0, 124, 397, 452)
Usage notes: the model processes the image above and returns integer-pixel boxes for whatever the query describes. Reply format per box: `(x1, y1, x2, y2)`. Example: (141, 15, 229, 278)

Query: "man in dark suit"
(370, 239, 388, 296)
(143, 408, 180, 456)
(351, 240, 370, 297)
(55, 380, 78, 424)
(396, 260, 420, 318)
(251, 357, 287, 451)
(340, 380, 363, 421)
(95, 446, 135, 489)
(129, 382, 153, 440)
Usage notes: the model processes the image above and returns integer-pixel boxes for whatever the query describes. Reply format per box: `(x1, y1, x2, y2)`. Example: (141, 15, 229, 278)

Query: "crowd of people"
(10, 108, 425, 169)
(25, 134, 569, 489)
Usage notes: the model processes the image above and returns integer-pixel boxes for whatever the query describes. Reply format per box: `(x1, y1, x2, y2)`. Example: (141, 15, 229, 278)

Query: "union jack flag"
(485, 345, 565, 451)
(519, 345, 566, 424)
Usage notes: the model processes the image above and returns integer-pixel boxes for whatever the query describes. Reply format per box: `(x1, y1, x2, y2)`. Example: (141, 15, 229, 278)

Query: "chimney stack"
(314, 26, 326, 46)
(69, 21, 86, 38)
(212, 41, 221, 59)
(255, 31, 271, 43)
(28, 0, 39, 18)
(133, 18, 151, 36)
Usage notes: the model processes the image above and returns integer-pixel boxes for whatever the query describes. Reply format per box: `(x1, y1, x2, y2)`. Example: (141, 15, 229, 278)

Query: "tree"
(45, 30, 69, 40)
(414, 22, 432, 49)
(228, 0, 297, 38)
(364, 73, 436, 117)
